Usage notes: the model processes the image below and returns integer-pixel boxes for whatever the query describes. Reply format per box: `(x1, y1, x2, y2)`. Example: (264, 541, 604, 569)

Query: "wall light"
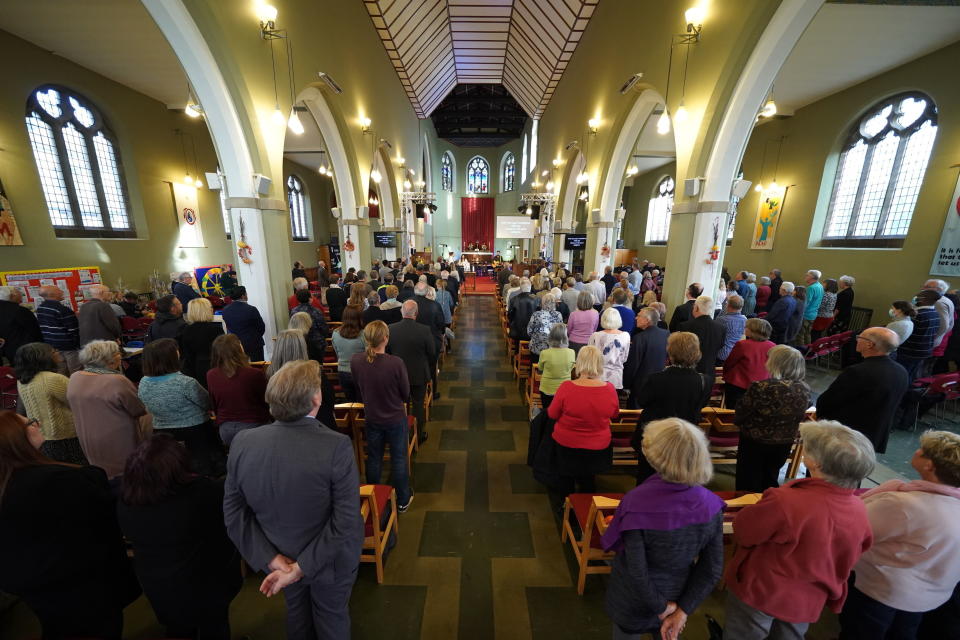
(541, 170, 550, 177)
(685, 6, 705, 39)
(760, 98, 778, 118)
(360, 116, 372, 134)
(397, 156, 406, 166)
(587, 118, 600, 134)
(552, 157, 562, 168)
(184, 103, 203, 118)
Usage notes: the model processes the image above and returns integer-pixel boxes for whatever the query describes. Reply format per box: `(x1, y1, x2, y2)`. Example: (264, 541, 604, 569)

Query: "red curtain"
(461, 197, 494, 250)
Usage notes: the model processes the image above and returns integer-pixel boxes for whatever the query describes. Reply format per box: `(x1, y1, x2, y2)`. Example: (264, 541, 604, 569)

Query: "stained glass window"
(441, 152, 453, 192)
(823, 92, 937, 243)
(502, 152, 515, 192)
(287, 175, 309, 241)
(646, 176, 674, 245)
(467, 156, 489, 194)
(521, 134, 528, 180)
(25, 85, 133, 237)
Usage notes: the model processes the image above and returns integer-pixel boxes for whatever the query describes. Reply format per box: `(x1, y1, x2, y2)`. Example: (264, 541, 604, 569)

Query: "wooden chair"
(609, 409, 643, 466)
(249, 360, 270, 371)
(561, 493, 623, 594)
(323, 362, 346, 403)
(785, 437, 805, 481)
(513, 340, 532, 388)
(525, 365, 542, 409)
(360, 484, 398, 584)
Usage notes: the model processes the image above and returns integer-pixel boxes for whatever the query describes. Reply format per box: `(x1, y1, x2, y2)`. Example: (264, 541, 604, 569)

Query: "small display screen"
(373, 232, 396, 248)
(564, 234, 587, 250)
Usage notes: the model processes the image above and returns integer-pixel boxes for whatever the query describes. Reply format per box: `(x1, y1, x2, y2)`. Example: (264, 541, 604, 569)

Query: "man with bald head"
(77, 284, 121, 345)
(388, 300, 436, 442)
(36, 285, 81, 372)
(816, 326, 908, 453)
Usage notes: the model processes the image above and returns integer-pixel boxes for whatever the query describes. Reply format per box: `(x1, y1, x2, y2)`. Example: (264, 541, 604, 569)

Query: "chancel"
(1, 1, 960, 639)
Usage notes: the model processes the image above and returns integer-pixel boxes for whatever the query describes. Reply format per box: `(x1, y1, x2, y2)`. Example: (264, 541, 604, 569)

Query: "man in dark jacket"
(765, 282, 796, 344)
(145, 295, 185, 343)
(171, 272, 200, 309)
(767, 269, 784, 309)
(221, 287, 266, 362)
(508, 282, 538, 340)
(389, 301, 437, 441)
(36, 285, 81, 373)
(325, 277, 347, 322)
(680, 295, 727, 379)
(601, 265, 618, 298)
(413, 284, 445, 351)
(0, 286, 42, 364)
(668, 283, 703, 332)
(497, 262, 514, 289)
(78, 285, 121, 345)
(623, 308, 669, 409)
(224, 360, 362, 640)
(816, 327, 908, 454)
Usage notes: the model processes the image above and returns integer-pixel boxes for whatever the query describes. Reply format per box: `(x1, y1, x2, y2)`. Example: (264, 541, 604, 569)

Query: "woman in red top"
(755, 276, 772, 312)
(724, 420, 875, 639)
(206, 334, 270, 446)
(548, 345, 620, 496)
(722, 318, 775, 410)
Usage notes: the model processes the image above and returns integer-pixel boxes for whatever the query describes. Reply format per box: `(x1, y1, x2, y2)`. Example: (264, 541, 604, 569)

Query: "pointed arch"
(500, 151, 516, 192)
(466, 155, 489, 194)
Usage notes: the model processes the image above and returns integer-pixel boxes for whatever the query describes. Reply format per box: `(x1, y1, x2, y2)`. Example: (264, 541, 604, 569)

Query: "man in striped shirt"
(36, 285, 80, 373)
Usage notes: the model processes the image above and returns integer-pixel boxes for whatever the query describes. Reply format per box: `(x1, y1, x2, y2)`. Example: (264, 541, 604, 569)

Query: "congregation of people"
(0, 257, 463, 639)
(0, 255, 959, 640)
(502, 258, 959, 639)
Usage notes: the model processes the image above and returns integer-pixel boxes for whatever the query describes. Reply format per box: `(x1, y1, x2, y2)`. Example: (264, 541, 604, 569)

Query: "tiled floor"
(4, 295, 944, 639)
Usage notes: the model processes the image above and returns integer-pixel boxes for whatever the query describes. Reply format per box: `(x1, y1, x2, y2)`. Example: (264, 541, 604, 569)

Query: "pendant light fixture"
(760, 86, 778, 119)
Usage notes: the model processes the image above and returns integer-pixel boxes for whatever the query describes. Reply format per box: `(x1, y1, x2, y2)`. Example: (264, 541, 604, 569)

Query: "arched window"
(529, 120, 539, 177)
(645, 176, 674, 245)
(521, 134, 528, 180)
(287, 175, 309, 241)
(502, 152, 516, 192)
(822, 92, 937, 244)
(467, 156, 489, 194)
(441, 151, 453, 192)
(25, 85, 133, 237)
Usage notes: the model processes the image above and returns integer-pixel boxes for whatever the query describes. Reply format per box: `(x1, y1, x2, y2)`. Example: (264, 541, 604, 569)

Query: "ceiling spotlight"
(370, 169, 382, 183)
(184, 103, 203, 118)
(287, 111, 304, 135)
(760, 98, 777, 118)
(403, 179, 412, 189)
(525, 206, 533, 216)
(656, 110, 671, 135)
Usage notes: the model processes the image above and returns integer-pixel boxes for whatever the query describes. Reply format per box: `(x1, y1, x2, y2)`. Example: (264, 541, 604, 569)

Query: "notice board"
(0, 266, 102, 312)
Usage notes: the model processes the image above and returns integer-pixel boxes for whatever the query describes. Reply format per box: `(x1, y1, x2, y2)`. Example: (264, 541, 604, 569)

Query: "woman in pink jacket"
(840, 430, 960, 640)
(566, 290, 599, 355)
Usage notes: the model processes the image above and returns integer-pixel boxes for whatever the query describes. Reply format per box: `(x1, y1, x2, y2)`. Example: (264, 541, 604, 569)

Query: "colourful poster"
(0, 179, 24, 246)
(751, 187, 786, 250)
(194, 264, 233, 297)
(0, 266, 102, 311)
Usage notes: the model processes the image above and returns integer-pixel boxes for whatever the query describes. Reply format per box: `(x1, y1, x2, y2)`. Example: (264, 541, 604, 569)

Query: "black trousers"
(409, 383, 427, 437)
(839, 578, 923, 640)
(161, 423, 224, 477)
(735, 435, 793, 492)
(724, 383, 748, 410)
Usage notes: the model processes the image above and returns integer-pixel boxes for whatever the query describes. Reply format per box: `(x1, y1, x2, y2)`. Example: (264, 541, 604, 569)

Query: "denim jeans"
(365, 420, 412, 505)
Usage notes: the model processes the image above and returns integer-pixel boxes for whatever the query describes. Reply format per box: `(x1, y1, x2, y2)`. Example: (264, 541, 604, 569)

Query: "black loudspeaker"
(616, 239, 624, 249)
(530, 205, 541, 220)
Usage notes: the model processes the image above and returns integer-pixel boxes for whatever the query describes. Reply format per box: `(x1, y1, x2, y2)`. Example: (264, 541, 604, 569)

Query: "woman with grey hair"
(755, 276, 772, 312)
(724, 420, 874, 639)
(734, 344, 810, 492)
(829, 274, 856, 335)
(588, 308, 631, 389)
(743, 272, 758, 316)
(67, 340, 148, 479)
(526, 294, 564, 360)
(536, 324, 575, 410)
(567, 291, 600, 354)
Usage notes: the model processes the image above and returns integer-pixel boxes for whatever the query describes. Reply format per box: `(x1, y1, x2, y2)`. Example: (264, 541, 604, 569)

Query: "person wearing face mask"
(886, 301, 916, 348)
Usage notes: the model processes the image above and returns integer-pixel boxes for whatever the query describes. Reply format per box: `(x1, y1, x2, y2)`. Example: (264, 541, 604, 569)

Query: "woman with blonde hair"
(348, 282, 368, 310)
(546, 345, 620, 496)
(349, 320, 413, 511)
(588, 307, 631, 389)
(631, 332, 713, 483)
(177, 297, 224, 387)
(603, 418, 724, 640)
(640, 289, 658, 308)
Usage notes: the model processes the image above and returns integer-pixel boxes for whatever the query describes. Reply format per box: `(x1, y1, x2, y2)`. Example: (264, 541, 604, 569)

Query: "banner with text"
(930, 173, 960, 276)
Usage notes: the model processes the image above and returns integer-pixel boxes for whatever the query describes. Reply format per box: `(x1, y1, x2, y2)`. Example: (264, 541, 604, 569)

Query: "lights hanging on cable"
(656, 110, 671, 135)
(184, 102, 203, 118)
(370, 169, 382, 183)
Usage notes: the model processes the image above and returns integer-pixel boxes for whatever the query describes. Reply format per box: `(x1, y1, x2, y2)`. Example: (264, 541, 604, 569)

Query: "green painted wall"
(724, 41, 960, 324)
(283, 157, 335, 263)
(621, 161, 675, 266)
(0, 30, 231, 291)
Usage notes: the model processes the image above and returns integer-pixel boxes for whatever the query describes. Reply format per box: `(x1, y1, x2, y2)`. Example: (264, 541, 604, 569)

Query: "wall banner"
(930, 172, 960, 277)
(750, 186, 786, 251)
(173, 182, 205, 248)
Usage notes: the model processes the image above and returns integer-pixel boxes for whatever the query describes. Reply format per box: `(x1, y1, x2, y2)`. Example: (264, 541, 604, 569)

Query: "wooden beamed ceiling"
(362, 0, 600, 118)
(430, 83, 527, 146)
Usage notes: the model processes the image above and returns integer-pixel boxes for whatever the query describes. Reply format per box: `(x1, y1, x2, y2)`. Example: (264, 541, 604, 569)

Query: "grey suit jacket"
(223, 417, 362, 584)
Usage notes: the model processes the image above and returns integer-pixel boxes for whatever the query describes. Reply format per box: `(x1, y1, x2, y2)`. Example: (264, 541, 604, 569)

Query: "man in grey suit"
(224, 360, 363, 640)
(389, 300, 436, 443)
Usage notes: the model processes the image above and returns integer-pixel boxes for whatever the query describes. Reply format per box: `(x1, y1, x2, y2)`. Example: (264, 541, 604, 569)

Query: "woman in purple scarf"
(601, 418, 724, 639)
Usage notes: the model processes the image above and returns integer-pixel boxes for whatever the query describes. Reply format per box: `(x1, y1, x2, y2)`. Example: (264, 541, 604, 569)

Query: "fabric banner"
(750, 186, 786, 250)
(461, 197, 494, 251)
(930, 172, 960, 276)
(0, 180, 24, 246)
(173, 182, 205, 248)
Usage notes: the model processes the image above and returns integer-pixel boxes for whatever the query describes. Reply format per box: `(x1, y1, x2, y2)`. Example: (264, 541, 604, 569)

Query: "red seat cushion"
(362, 484, 393, 537)
(568, 493, 624, 549)
(708, 434, 740, 447)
